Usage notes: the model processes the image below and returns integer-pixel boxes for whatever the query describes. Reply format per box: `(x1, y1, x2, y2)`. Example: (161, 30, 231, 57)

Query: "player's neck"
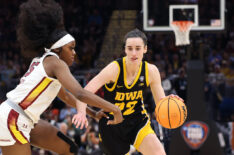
(125, 60, 141, 77)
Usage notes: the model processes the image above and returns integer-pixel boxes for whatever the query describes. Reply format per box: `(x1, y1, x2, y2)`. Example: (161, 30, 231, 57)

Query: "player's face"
(125, 37, 147, 64)
(60, 41, 76, 66)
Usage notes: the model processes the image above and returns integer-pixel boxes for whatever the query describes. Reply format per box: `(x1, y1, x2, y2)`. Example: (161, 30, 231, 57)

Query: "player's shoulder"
(43, 55, 68, 77)
(96, 60, 121, 84)
(145, 62, 161, 84)
(44, 55, 65, 67)
(145, 61, 159, 73)
(104, 60, 120, 71)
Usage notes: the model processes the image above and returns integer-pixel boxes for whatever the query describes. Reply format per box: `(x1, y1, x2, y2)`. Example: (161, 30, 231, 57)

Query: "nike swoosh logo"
(138, 83, 144, 86)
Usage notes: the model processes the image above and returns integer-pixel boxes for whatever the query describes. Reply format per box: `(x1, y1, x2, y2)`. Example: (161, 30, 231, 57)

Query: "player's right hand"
(107, 106, 123, 125)
(95, 110, 109, 121)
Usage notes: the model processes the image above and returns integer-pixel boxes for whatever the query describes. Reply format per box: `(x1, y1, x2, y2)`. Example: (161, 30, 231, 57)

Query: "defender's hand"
(95, 110, 109, 121)
(107, 106, 123, 125)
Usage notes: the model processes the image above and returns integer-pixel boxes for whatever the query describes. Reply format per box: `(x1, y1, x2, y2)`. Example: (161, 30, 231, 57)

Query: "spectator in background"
(60, 122, 69, 135)
(172, 54, 181, 72)
(208, 64, 225, 86)
(209, 58, 234, 155)
(79, 125, 102, 155)
(59, 105, 77, 121)
(88, 9, 103, 26)
(166, 64, 178, 81)
(154, 54, 165, 71)
(208, 49, 222, 65)
(63, 114, 84, 147)
(160, 70, 175, 95)
(204, 75, 212, 102)
(218, 58, 234, 120)
(220, 60, 230, 77)
(226, 33, 234, 53)
(174, 68, 187, 102)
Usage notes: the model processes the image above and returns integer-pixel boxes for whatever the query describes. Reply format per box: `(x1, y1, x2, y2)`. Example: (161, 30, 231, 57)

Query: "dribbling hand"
(159, 94, 184, 103)
(168, 94, 184, 102)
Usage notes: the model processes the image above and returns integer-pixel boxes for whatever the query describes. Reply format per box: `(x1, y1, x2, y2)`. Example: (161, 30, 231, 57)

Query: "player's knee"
(57, 131, 78, 155)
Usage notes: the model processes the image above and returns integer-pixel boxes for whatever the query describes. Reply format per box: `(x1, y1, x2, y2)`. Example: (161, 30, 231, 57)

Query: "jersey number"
(23, 62, 40, 77)
(110, 101, 137, 116)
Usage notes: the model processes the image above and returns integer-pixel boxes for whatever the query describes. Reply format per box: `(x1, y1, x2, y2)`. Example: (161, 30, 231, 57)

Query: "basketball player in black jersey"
(73, 29, 183, 155)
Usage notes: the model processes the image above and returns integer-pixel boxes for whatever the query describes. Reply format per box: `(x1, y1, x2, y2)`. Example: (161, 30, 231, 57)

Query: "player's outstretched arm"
(58, 87, 108, 128)
(46, 56, 123, 124)
(72, 61, 120, 125)
(57, 87, 88, 129)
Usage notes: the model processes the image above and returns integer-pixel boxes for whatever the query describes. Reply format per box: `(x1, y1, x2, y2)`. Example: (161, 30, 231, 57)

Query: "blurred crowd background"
(0, 0, 233, 154)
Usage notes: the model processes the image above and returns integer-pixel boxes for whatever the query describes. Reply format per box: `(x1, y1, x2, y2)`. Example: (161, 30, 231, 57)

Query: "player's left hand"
(168, 94, 184, 102)
(72, 112, 88, 129)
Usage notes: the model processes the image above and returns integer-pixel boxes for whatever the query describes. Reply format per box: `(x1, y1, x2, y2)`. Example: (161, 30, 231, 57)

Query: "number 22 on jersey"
(110, 101, 137, 116)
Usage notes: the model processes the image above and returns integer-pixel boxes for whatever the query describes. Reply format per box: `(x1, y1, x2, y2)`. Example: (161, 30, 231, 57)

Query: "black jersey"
(103, 57, 149, 119)
(99, 57, 155, 155)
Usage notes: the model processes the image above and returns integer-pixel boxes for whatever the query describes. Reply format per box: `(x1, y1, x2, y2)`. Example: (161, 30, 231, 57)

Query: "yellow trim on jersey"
(8, 113, 28, 144)
(98, 134, 102, 142)
(20, 77, 53, 109)
(145, 62, 149, 87)
(105, 61, 120, 92)
(141, 102, 148, 116)
(123, 57, 142, 89)
(133, 120, 155, 150)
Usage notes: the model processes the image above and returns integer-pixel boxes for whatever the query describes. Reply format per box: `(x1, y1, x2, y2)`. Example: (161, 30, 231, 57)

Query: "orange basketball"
(155, 96, 187, 129)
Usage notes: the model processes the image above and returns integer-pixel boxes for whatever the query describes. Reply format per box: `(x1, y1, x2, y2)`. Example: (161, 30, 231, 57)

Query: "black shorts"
(98, 114, 154, 155)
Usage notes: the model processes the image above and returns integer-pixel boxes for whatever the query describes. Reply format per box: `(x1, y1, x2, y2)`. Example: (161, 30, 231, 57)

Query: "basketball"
(155, 96, 187, 129)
